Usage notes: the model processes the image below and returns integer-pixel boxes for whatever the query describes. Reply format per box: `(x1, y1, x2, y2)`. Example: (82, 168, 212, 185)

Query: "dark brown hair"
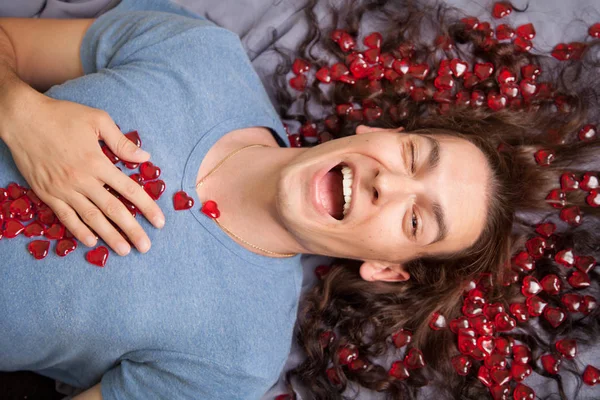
(270, 1, 600, 398)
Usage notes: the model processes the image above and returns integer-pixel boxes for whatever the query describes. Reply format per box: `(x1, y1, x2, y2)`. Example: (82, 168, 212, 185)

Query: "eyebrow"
(420, 136, 447, 245)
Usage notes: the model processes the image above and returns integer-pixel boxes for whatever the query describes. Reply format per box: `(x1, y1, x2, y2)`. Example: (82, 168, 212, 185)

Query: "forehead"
(422, 134, 490, 253)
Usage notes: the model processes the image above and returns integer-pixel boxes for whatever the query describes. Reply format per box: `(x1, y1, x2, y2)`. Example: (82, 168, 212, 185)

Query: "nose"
(373, 169, 421, 204)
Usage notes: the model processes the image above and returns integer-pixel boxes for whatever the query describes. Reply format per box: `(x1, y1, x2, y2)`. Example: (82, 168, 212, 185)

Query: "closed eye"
(410, 141, 416, 174)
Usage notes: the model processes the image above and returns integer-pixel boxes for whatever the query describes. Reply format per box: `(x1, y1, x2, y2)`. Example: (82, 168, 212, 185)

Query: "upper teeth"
(342, 166, 353, 217)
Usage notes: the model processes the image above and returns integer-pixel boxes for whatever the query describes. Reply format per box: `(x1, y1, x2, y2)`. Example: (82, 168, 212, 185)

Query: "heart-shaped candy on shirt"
(546, 189, 566, 208)
(496, 24, 515, 40)
(492, 2, 512, 19)
(45, 223, 65, 240)
(512, 251, 534, 273)
(591, 23, 600, 38)
(140, 162, 161, 181)
(500, 83, 519, 98)
(364, 48, 381, 65)
(582, 296, 597, 314)
(490, 384, 510, 400)
(451, 355, 472, 376)
(579, 124, 597, 141)
(143, 180, 166, 200)
(555, 250, 575, 269)
(10, 197, 31, 216)
(495, 337, 513, 357)
(552, 43, 572, 61)
(28, 240, 50, 260)
(56, 238, 77, 257)
(586, 190, 600, 207)
(541, 274, 562, 295)
(516, 23, 536, 40)
(404, 348, 426, 369)
(7, 182, 26, 200)
(125, 130, 142, 147)
(24, 221, 46, 238)
(86, 246, 109, 267)
(476, 336, 495, 356)
(543, 307, 566, 328)
(555, 339, 577, 359)
(4, 219, 25, 238)
(337, 32, 356, 52)
(495, 312, 516, 332)
(389, 360, 410, 380)
(512, 364, 532, 382)
(484, 303, 505, 320)
(292, 58, 310, 75)
(513, 384, 535, 400)
(349, 57, 369, 79)
(512, 344, 531, 365)
(289, 75, 307, 91)
(474, 62, 494, 80)
(434, 75, 454, 90)
(477, 366, 493, 387)
(363, 32, 383, 49)
(497, 67, 516, 84)
(509, 303, 529, 323)
(541, 353, 561, 374)
(450, 317, 470, 334)
(449, 59, 468, 77)
(201, 200, 220, 219)
(535, 222, 556, 238)
(490, 366, 511, 386)
(392, 329, 412, 348)
(560, 206, 582, 226)
(580, 172, 599, 191)
(330, 63, 350, 80)
(315, 67, 331, 83)
(568, 270, 590, 289)
(521, 276, 542, 297)
(561, 294, 582, 312)
(575, 256, 596, 274)
(560, 173, 580, 191)
(487, 92, 507, 111)
(173, 191, 195, 211)
(583, 365, 599, 386)
(408, 63, 429, 80)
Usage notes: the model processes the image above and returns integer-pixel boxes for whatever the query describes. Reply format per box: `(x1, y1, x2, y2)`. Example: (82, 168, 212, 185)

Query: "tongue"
(318, 169, 344, 220)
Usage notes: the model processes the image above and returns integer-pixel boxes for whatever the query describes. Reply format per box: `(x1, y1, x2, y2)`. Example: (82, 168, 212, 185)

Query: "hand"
(1, 92, 165, 256)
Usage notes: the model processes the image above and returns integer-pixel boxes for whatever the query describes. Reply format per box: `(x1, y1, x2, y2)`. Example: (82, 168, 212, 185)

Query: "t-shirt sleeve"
(100, 350, 274, 400)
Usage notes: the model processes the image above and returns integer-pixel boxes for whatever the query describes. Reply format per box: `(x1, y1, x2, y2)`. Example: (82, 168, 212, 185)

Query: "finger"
(85, 183, 152, 254)
(101, 165, 166, 229)
(99, 118, 150, 163)
(45, 197, 98, 248)
(69, 191, 133, 256)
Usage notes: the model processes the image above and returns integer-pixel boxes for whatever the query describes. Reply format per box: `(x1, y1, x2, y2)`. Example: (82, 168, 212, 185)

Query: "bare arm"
(73, 383, 103, 400)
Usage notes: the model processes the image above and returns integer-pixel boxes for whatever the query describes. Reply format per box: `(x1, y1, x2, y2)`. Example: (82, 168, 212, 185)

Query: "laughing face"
(276, 126, 492, 282)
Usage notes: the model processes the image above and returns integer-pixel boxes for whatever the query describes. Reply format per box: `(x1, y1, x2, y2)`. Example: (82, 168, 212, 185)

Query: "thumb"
(100, 124, 150, 162)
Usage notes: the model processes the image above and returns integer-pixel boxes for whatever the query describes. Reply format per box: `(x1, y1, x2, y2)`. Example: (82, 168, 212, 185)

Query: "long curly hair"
(270, 1, 600, 399)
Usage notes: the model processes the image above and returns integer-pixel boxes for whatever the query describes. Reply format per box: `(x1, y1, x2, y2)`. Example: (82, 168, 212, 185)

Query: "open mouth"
(317, 163, 353, 220)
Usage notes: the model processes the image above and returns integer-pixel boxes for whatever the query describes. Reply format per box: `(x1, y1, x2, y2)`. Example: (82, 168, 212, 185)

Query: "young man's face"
(276, 126, 491, 281)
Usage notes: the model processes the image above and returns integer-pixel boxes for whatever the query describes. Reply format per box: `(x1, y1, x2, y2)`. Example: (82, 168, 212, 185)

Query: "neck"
(197, 144, 309, 257)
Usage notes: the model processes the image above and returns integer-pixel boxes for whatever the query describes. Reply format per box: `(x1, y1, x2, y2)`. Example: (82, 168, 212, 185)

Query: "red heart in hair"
(513, 383, 535, 400)
(289, 75, 307, 91)
(512, 344, 531, 365)
(496, 24, 515, 40)
(476, 336, 494, 356)
(458, 334, 477, 355)
(404, 348, 426, 369)
(552, 43, 572, 61)
(349, 58, 369, 79)
(337, 345, 358, 365)
(494, 337, 513, 356)
(582, 296, 597, 314)
(392, 329, 412, 348)
(4, 219, 25, 238)
(408, 63, 429, 80)
(363, 32, 382, 49)
(568, 270, 591, 289)
(583, 365, 599, 386)
(580, 172, 599, 191)
(541, 353, 561, 374)
(449, 317, 470, 334)
(490, 384, 510, 400)
(579, 124, 597, 141)
(28, 240, 50, 260)
(521, 64, 541, 80)
(555, 338, 577, 359)
(140, 162, 161, 181)
(315, 67, 331, 83)
(337, 32, 355, 52)
(483, 303, 504, 320)
(535, 222, 556, 238)
(494, 312, 516, 332)
(560, 173, 580, 191)
(511, 364, 532, 382)
(490, 367, 510, 386)
(330, 63, 349, 80)
(555, 249, 575, 268)
(509, 302, 529, 323)
(474, 62, 494, 80)
(451, 355, 472, 376)
(561, 294, 582, 312)
(201, 200, 220, 219)
(449, 59, 468, 77)
(492, 2, 512, 19)
(543, 307, 566, 328)
(487, 92, 507, 111)
(575, 256, 596, 274)
(586, 190, 600, 207)
(56, 238, 77, 257)
(521, 276, 542, 297)
(173, 191, 195, 211)
(143, 180, 166, 200)
(516, 23, 536, 40)
(389, 360, 410, 380)
(477, 366, 493, 387)
(292, 58, 310, 75)
(86, 246, 109, 267)
(540, 274, 562, 295)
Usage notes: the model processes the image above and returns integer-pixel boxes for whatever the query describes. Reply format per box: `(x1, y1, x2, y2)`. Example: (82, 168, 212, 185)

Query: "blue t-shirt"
(0, 0, 303, 398)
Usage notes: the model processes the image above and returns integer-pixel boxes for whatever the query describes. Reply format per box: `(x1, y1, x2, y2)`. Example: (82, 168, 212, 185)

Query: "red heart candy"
(540, 274, 562, 297)
(125, 130, 142, 147)
(405, 348, 426, 369)
(561, 294, 582, 312)
(484, 303, 505, 320)
(458, 332, 477, 355)
(543, 307, 566, 328)
(490, 367, 511, 386)
(590, 23, 600, 38)
(511, 364, 532, 382)
(497, 67, 516, 84)
(4, 219, 25, 238)
(583, 365, 599, 386)
(201, 200, 220, 219)
(546, 189, 566, 208)
(56, 238, 77, 257)
(478, 366, 493, 387)
(520, 79, 538, 98)
(392, 58, 410, 75)
(521, 64, 541, 80)
(580, 172, 599, 191)
(513, 383, 535, 400)
(124, 161, 139, 170)
(24, 221, 46, 237)
(363, 48, 380, 64)
(330, 63, 349, 80)
(461, 16, 480, 29)
(289, 75, 307, 91)
(516, 23, 536, 40)
(337, 32, 355, 52)
(363, 106, 383, 122)
(495, 337, 513, 357)
(541, 353, 561, 374)
(143, 180, 166, 201)
(451, 355, 472, 376)
(512, 251, 535, 273)
(492, 2, 512, 19)
(337, 345, 358, 365)
(477, 336, 495, 356)
(461, 72, 478, 89)
(560, 206, 582, 226)
(292, 58, 310, 75)
(392, 329, 412, 348)
(0, 187, 7, 202)
(462, 297, 484, 317)
(535, 222, 556, 238)
(552, 43, 572, 61)
(428, 311, 446, 330)
(474, 62, 494, 80)
(434, 75, 454, 90)
(45, 223, 65, 240)
(575, 256, 596, 274)
(7, 182, 26, 200)
(140, 162, 161, 181)
(581, 295, 597, 314)
(2, 202, 14, 220)
(130, 173, 143, 186)
(509, 303, 529, 323)
(568, 270, 590, 289)
(490, 384, 510, 400)
(500, 83, 519, 98)
(521, 276, 542, 297)
(526, 295, 548, 317)
(512, 344, 531, 365)
(37, 205, 56, 225)
(555, 338, 577, 359)
(363, 32, 383, 49)
(10, 197, 31, 216)
(487, 92, 507, 111)
(496, 24, 515, 40)
(173, 191, 195, 211)
(408, 63, 429, 80)
(349, 57, 369, 79)
(449, 59, 468, 77)
(119, 197, 137, 217)
(449, 317, 470, 334)
(102, 146, 120, 164)
(578, 124, 596, 141)
(318, 330, 335, 348)
(330, 29, 344, 42)
(315, 67, 331, 84)
(502, 269, 520, 286)
(27, 240, 50, 260)
(86, 246, 109, 267)
(397, 41, 415, 58)
(495, 312, 516, 332)
(560, 173, 580, 191)
(389, 360, 410, 380)
(586, 190, 600, 207)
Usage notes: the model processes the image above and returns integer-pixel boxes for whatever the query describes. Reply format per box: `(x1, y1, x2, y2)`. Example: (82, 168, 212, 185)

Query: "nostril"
(373, 188, 379, 200)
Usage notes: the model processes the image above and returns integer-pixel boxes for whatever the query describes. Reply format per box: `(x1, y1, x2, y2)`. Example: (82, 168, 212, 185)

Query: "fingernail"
(138, 238, 151, 253)
(134, 147, 149, 157)
(153, 216, 165, 229)
(84, 236, 96, 247)
(117, 243, 130, 256)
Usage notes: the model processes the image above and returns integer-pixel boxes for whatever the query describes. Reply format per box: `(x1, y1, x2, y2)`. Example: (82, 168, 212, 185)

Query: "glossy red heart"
(521, 64, 541, 80)
(0, 187, 7, 203)
(463, 72, 479, 89)
(27, 240, 50, 260)
(326, 367, 341, 385)
(56, 238, 77, 257)
(521, 276, 542, 297)
(330, 63, 350, 80)
(543, 307, 566, 328)
(102, 146, 119, 164)
(449, 59, 468, 77)
(541, 353, 561, 374)
(392, 329, 412, 348)
(86, 246, 109, 267)
(408, 63, 429, 80)
(477, 366, 493, 387)
(337, 345, 358, 365)
(460, 16, 479, 29)
(560, 173, 580, 191)
(575, 256, 596, 274)
(173, 191, 194, 211)
(552, 43, 572, 61)
(4, 219, 25, 238)
(477, 336, 495, 356)
(516, 23, 536, 40)
(560, 206, 582, 226)
(474, 62, 494, 80)
(349, 57, 369, 79)
(289, 74, 307, 91)
(487, 92, 507, 111)
(140, 162, 161, 181)
(502, 270, 520, 286)
(512, 344, 531, 365)
(586, 190, 600, 207)
(535, 222, 555, 238)
(451, 355, 472, 376)
(337, 32, 356, 52)
(526, 295, 547, 317)
(561, 294, 582, 312)
(513, 383, 535, 400)
(405, 348, 426, 369)
(581, 295, 597, 314)
(392, 58, 410, 75)
(315, 67, 331, 84)
(318, 330, 335, 348)
(45, 223, 65, 240)
(389, 360, 410, 380)
(546, 189, 566, 208)
(492, 2, 512, 18)
(462, 297, 484, 317)
(512, 251, 535, 273)
(24, 221, 46, 237)
(540, 274, 562, 295)
(490, 384, 510, 400)
(495, 337, 513, 357)
(483, 303, 504, 321)
(125, 130, 142, 147)
(201, 200, 220, 219)
(520, 79, 538, 98)
(2, 201, 14, 220)
(580, 172, 599, 191)
(9, 197, 31, 216)
(363, 32, 383, 48)
(509, 303, 529, 323)
(362, 48, 380, 65)
(124, 161, 139, 170)
(292, 58, 310, 75)
(143, 180, 166, 201)
(130, 173, 143, 186)
(511, 364, 532, 382)
(7, 182, 26, 200)
(490, 367, 511, 386)
(577, 124, 596, 141)
(495, 312, 516, 332)
(496, 67, 516, 84)
(568, 270, 590, 289)
(500, 83, 519, 98)
(583, 365, 599, 386)
(434, 75, 454, 90)
(555, 249, 575, 267)
(37, 205, 56, 226)
(496, 24, 515, 40)
(449, 317, 470, 334)
(555, 338, 577, 359)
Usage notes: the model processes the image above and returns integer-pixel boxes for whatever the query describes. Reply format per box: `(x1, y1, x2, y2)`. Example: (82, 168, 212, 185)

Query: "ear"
(355, 125, 405, 135)
(359, 260, 410, 282)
